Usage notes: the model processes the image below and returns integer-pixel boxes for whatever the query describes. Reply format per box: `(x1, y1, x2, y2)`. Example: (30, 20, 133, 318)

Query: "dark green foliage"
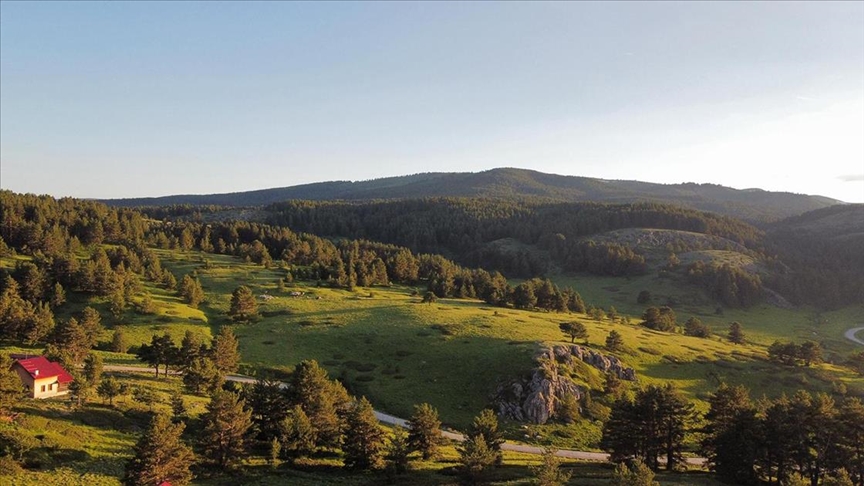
(288, 360, 346, 449)
(468, 409, 503, 465)
(342, 396, 385, 470)
(408, 402, 445, 460)
(123, 412, 194, 486)
(183, 356, 223, 394)
(531, 447, 572, 486)
(229, 285, 257, 321)
(385, 427, 411, 477)
(559, 321, 587, 343)
(640, 306, 677, 332)
(458, 434, 497, 485)
(111, 329, 129, 353)
(606, 330, 624, 351)
(278, 404, 316, 458)
(211, 326, 240, 375)
(601, 384, 695, 471)
(136, 333, 177, 377)
(728, 321, 745, 344)
(200, 389, 253, 470)
(178, 274, 205, 308)
(686, 261, 763, 308)
(769, 341, 823, 367)
(848, 351, 864, 376)
(246, 379, 289, 442)
(610, 459, 659, 486)
(700, 384, 759, 484)
(0, 354, 24, 414)
(97, 376, 125, 406)
(683, 317, 711, 338)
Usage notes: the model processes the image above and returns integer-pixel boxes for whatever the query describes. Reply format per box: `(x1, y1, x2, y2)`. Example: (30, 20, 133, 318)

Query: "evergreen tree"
(610, 459, 659, 486)
(200, 389, 253, 470)
(177, 330, 205, 371)
(468, 409, 504, 465)
(700, 384, 759, 484)
(47, 317, 90, 366)
(0, 354, 24, 415)
(246, 379, 290, 442)
(728, 321, 745, 344)
(183, 356, 223, 394)
(559, 321, 587, 344)
(83, 352, 103, 385)
(97, 376, 124, 406)
(408, 402, 445, 460)
(123, 412, 194, 486)
(136, 333, 176, 377)
(211, 326, 240, 375)
(111, 329, 129, 353)
(171, 391, 187, 420)
(385, 427, 411, 477)
(458, 434, 497, 485)
(179, 274, 205, 308)
(684, 317, 711, 338)
(278, 404, 316, 458)
(342, 396, 385, 470)
(602, 384, 695, 471)
(606, 330, 624, 352)
(288, 360, 344, 448)
(229, 285, 257, 321)
(531, 448, 572, 486)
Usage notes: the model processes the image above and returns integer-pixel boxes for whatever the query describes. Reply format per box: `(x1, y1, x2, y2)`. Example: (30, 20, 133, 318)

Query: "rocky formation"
(539, 344, 636, 381)
(494, 344, 636, 424)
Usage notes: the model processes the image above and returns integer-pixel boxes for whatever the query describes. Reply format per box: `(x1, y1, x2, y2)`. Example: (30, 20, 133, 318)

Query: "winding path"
(845, 326, 864, 346)
(102, 364, 702, 466)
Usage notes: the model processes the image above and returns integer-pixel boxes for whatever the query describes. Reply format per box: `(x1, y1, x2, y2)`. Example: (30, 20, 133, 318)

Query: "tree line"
(601, 382, 864, 486)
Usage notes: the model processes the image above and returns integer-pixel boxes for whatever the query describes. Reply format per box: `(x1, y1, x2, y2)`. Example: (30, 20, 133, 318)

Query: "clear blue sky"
(2, 1, 863, 202)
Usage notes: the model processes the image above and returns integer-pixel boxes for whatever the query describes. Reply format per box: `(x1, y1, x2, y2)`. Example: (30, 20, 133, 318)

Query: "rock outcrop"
(494, 344, 636, 424)
(539, 344, 636, 381)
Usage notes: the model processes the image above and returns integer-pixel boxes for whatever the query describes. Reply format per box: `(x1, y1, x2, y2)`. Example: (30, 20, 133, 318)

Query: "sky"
(1, 2, 863, 202)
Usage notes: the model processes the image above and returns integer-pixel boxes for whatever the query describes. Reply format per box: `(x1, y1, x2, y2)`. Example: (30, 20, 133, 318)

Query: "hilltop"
(103, 168, 841, 223)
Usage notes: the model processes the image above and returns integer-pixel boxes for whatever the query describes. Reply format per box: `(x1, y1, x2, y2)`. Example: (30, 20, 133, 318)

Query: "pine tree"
(200, 389, 253, 470)
(468, 409, 504, 465)
(179, 274, 205, 308)
(728, 321, 745, 344)
(111, 329, 129, 353)
(532, 447, 572, 486)
(606, 330, 625, 352)
(278, 404, 316, 458)
(458, 434, 497, 484)
(211, 326, 240, 375)
(700, 383, 760, 484)
(247, 379, 290, 442)
(385, 427, 411, 477)
(408, 402, 445, 460)
(610, 459, 659, 486)
(183, 356, 223, 394)
(0, 354, 24, 415)
(229, 285, 257, 321)
(97, 376, 124, 406)
(342, 396, 385, 470)
(123, 412, 194, 486)
(288, 360, 344, 448)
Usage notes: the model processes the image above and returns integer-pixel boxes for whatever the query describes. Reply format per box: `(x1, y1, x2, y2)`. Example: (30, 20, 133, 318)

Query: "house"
(10, 356, 74, 399)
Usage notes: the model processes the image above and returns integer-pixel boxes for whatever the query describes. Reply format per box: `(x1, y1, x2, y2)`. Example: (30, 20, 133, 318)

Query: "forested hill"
(766, 204, 864, 308)
(103, 168, 840, 223)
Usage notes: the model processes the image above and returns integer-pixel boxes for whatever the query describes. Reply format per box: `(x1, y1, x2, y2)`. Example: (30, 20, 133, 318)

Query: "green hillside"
(103, 168, 840, 223)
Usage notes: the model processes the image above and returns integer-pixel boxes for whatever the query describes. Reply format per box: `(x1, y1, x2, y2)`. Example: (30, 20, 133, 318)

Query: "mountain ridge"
(102, 167, 842, 222)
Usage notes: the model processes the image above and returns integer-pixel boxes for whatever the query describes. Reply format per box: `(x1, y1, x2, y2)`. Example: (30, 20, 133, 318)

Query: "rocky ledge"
(494, 344, 635, 424)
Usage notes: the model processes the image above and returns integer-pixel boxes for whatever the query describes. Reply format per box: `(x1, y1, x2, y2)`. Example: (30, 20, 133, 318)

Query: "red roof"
(13, 356, 74, 384)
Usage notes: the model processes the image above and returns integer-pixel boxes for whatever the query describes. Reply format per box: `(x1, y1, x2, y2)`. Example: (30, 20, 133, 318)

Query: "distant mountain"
(103, 168, 841, 222)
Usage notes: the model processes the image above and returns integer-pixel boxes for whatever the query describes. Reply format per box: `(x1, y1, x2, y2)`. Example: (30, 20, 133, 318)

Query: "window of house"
(41, 385, 46, 392)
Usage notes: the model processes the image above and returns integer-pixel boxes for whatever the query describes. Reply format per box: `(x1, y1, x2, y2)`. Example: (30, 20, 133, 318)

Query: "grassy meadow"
(2, 247, 862, 484)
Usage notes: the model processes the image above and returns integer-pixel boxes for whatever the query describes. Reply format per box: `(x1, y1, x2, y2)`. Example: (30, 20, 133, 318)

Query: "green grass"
(3, 248, 862, 459)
